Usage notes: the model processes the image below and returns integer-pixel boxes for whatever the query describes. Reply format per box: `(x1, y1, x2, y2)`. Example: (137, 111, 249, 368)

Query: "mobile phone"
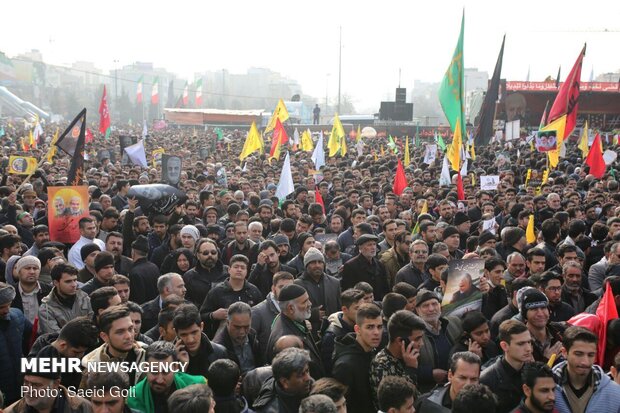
(400, 337, 411, 348)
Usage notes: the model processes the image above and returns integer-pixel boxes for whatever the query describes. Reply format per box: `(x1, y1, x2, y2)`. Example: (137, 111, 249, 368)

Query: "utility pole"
(337, 26, 342, 115)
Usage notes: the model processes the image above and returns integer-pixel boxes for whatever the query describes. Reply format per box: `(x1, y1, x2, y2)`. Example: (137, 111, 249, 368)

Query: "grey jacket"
(38, 288, 93, 334)
(251, 293, 281, 358)
(588, 256, 607, 295)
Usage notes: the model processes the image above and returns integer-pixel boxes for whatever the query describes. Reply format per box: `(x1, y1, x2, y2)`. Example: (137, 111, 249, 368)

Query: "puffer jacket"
(553, 360, 620, 413)
(38, 287, 93, 334)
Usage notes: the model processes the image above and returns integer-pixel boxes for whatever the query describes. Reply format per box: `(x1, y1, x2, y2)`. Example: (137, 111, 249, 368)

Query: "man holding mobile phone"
(369, 310, 426, 409)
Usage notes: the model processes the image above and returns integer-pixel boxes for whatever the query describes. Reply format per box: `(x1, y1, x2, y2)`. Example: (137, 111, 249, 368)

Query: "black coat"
(140, 296, 161, 333)
(394, 263, 428, 288)
(213, 326, 264, 372)
(340, 254, 389, 300)
(332, 333, 377, 413)
(128, 257, 159, 305)
(185, 332, 229, 378)
(248, 262, 296, 299)
(481, 285, 509, 321)
(183, 260, 229, 307)
(479, 356, 524, 413)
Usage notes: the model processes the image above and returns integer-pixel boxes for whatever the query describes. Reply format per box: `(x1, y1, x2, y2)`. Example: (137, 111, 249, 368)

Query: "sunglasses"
(199, 250, 218, 256)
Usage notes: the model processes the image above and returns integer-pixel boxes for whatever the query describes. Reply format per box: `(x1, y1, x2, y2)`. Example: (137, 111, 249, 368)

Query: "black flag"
(474, 36, 505, 147)
(555, 66, 562, 89)
(56, 108, 86, 185)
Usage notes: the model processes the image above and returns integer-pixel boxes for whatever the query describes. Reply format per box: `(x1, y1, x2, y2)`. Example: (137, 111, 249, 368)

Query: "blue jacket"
(0, 308, 32, 404)
(553, 360, 620, 413)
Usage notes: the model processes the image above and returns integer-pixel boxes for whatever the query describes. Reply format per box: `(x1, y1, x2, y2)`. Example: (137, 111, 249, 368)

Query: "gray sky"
(2, 0, 619, 112)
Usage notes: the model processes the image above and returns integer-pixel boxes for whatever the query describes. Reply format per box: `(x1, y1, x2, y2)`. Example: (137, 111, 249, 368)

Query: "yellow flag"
(540, 115, 567, 168)
(447, 119, 462, 171)
(239, 122, 262, 161)
(264, 99, 290, 133)
(28, 130, 35, 147)
(356, 124, 362, 142)
(46, 128, 60, 163)
(469, 172, 476, 186)
(404, 137, 410, 167)
(328, 113, 345, 157)
(152, 148, 165, 168)
(340, 134, 347, 156)
(301, 129, 314, 151)
(525, 169, 532, 187)
(526, 214, 536, 244)
(470, 138, 476, 161)
(259, 131, 265, 154)
(374, 151, 378, 162)
(578, 121, 589, 158)
(380, 145, 385, 157)
(8, 156, 37, 175)
(420, 199, 428, 215)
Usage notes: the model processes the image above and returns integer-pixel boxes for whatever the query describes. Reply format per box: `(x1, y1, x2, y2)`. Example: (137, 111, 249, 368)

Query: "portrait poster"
(442, 259, 484, 317)
(152, 148, 165, 168)
(8, 156, 37, 175)
(119, 135, 138, 165)
(423, 144, 438, 165)
(480, 175, 500, 191)
(47, 186, 89, 243)
(535, 130, 557, 152)
(161, 154, 182, 186)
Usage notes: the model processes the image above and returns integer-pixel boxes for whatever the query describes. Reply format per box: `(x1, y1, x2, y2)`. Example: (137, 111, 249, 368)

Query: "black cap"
(132, 235, 149, 254)
(356, 234, 379, 246)
(94, 251, 115, 272)
(278, 284, 307, 302)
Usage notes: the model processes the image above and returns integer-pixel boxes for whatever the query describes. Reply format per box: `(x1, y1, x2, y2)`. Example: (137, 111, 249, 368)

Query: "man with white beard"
(266, 284, 325, 378)
(414, 289, 463, 393)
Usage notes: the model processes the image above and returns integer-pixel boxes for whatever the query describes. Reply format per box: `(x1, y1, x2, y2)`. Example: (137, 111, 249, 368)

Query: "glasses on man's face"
(546, 286, 562, 292)
(404, 240, 413, 245)
(200, 250, 218, 256)
(413, 250, 428, 255)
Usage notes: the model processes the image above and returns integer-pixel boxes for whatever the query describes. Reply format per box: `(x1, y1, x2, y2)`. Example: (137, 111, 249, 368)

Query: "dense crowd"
(1, 119, 620, 413)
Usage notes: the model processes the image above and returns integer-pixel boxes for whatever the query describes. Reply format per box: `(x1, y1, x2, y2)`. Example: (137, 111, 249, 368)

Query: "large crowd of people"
(1, 118, 620, 413)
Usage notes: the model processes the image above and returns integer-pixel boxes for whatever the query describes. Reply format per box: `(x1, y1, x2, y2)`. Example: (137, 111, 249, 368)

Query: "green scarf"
(127, 372, 206, 413)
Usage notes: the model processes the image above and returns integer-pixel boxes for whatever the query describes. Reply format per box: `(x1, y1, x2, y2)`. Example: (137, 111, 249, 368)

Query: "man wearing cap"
(68, 217, 105, 269)
(23, 225, 49, 257)
(341, 234, 389, 300)
(0, 282, 32, 405)
(440, 226, 465, 260)
(11, 256, 51, 323)
(249, 240, 296, 298)
(294, 247, 341, 332)
(519, 288, 565, 364)
(415, 289, 463, 393)
(267, 283, 325, 378)
(286, 232, 317, 276)
(6, 360, 91, 413)
(497, 227, 528, 261)
(179, 224, 200, 250)
(81, 251, 116, 295)
(78, 243, 101, 283)
(128, 235, 160, 304)
(273, 233, 293, 264)
(453, 212, 471, 251)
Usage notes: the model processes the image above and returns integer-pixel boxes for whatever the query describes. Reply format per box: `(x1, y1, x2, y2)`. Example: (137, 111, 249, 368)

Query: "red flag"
(393, 159, 407, 195)
(269, 119, 289, 157)
(85, 128, 94, 143)
(98, 85, 111, 135)
(595, 282, 619, 365)
(585, 134, 606, 178)
(547, 45, 586, 138)
(457, 172, 465, 200)
(315, 186, 325, 214)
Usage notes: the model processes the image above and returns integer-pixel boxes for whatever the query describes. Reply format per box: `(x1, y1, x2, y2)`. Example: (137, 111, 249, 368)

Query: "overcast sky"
(2, 0, 619, 112)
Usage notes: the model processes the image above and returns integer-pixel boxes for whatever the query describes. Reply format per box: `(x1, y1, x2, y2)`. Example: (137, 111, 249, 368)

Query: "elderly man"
(341, 234, 389, 300)
(141, 272, 187, 333)
(504, 252, 527, 282)
(395, 239, 430, 288)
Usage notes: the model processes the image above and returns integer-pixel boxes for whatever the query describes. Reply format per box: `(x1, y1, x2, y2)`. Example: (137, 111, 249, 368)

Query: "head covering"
(478, 231, 496, 246)
(503, 227, 526, 247)
(297, 232, 313, 249)
(94, 251, 115, 273)
(273, 234, 290, 247)
(180, 225, 200, 241)
(0, 283, 16, 306)
(15, 256, 41, 273)
(132, 235, 149, 254)
(4, 255, 21, 286)
(442, 226, 460, 240)
(454, 212, 470, 226)
(519, 288, 549, 319)
(304, 247, 325, 267)
(267, 183, 277, 191)
(415, 289, 441, 307)
(356, 234, 379, 246)
(278, 284, 307, 302)
(80, 243, 101, 262)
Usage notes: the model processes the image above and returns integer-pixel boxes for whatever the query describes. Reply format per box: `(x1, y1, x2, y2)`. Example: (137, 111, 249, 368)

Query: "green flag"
(435, 131, 447, 151)
(215, 128, 224, 141)
(414, 124, 420, 147)
(387, 135, 398, 154)
(438, 11, 465, 137)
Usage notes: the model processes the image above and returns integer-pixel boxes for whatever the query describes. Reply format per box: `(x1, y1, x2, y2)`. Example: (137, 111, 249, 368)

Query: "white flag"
(124, 140, 148, 167)
(423, 144, 437, 165)
(311, 131, 325, 170)
(440, 154, 451, 186)
(276, 152, 295, 201)
(293, 128, 300, 146)
(142, 123, 148, 138)
(460, 156, 468, 177)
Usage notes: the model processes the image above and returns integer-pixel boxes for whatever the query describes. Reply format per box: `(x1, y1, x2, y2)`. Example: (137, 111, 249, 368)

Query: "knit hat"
(503, 227, 526, 247)
(356, 233, 379, 246)
(454, 212, 470, 226)
(180, 225, 200, 241)
(518, 287, 549, 319)
(304, 247, 325, 267)
(478, 231, 496, 247)
(80, 243, 101, 262)
(15, 256, 41, 273)
(273, 234, 290, 247)
(295, 186, 308, 197)
(442, 226, 460, 240)
(415, 289, 441, 307)
(132, 235, 149, 254)
(0, 283, 16, 306)
(297, 232, 313, 249)
(278, 284, 307, 302)
(94, 251, 115, 273)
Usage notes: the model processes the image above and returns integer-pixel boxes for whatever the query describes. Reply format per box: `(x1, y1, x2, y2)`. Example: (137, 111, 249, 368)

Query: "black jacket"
(185, 332, 229, 378)
(490, 303, 518, 340)
(320, 313, 354, 376)
(479, 356, 524, 413)
(183, 260, 228, 307)
(394, 263, 428, 288)
(548, 301, 576, 322)
(253, 377, 306, 413)
(150, 242, 172, 269)
(481, 285, 508, 321)
(128, 257, 160, 305)
(248, 262, 296, 299)
(140, 296, 161, 333)
(332, 333, 377, 413)
(340, 254, 389, 300)
(199, 279, 263, 337)
(213, 326, 264, 372)
(11, 282, 52, 314)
